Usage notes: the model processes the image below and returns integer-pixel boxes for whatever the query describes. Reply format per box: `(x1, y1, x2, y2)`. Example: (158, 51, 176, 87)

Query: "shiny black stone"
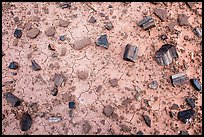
(20, 112, 32, 131)
(190, 79, 201, 91)
(8, 61, 19, 70)
(69, 101, 75, 109)
(178, 109, 195, 123)
(14, 29, 22, 38)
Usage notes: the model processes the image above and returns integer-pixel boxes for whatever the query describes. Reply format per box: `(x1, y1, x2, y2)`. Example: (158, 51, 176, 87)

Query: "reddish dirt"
(2, 2, 202, 135)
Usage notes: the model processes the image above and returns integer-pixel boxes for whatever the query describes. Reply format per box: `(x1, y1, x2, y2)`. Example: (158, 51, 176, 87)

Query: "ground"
(2, 2, 202, 135)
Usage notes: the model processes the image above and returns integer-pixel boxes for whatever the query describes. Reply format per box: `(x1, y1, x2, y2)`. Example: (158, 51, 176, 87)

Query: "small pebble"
(109, 78, 118, 87)
(14, 28, 22, 38)
(103, 105, 114, 117)
(96, 34, 109, 49)
(160, 34, 167, 40)
(59, 35, 66, 41)
(148, 80, 158, 90)
(178, 109, 195, 123)
(48, 117, 62, 122)
(8, 61, 19, 70)
(104, 22, 114, 30)
(136, 131, 144, 135)
(186, 98, 195, 108)
(11, 72, 17, 76)
(20, 112, 32, 131)
(143, 115, 151, 127)
(88, 16, 96, 23)
(190, 79, 201, 91)
(69, 101, 75, 109)
(31, 60, 41, 71)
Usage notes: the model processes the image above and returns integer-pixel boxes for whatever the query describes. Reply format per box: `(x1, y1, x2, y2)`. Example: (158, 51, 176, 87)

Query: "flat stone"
(59, 20, 70, 27)
(82, 120, 91, 134)
(77, 70, 89, 80)
(167, 20, 177, 31)
(60, 47, 67, 56)
(170, 103, 179, 110)
(103, 105, 114, 117)
(178, 109, 195, 123)
(8, 61, 19, 70)
(95, 34, 109, 49)
(45, 27, 56, 37)
(13, 39, 19, 46)
(143, 115, 151, 127)
(20, 112, 32, 131)
(148, 80, 158, 90)
(186, 98, 195, 108)
(104, 22, 114, 30)
(123, 44, 138, 62)
(120, 124, 131, 132)
(154, 8, 168, 21)
(53, 73, 64, 87)
(73, 38, 92, 50)
(88, 16, 96, 23)
(31, 60, 41, 71)
(14, 28, 22, 38)
(109, 78, 118, 87)
(178, 14, 189, 26)
(26, 28, 40, 39)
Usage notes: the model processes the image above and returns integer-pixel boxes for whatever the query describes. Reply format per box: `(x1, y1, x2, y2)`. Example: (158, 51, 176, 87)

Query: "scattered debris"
(14, 28, 22, 38)
(193, 27, 202, 37)
(190, 79, 201, 91)
(155, 44, 178, 66)
(170, 103, 179, 110)
(109, 79, 118, 87)
(82, 120, 91, 134)
(138, 16, 155, 30)
(77, 70, 89, 80)
(148, 80, 158, 90)
(59, 2, 71, 9)
(154, 8, 168, 21)
(53, 73, 64, 87)
(95, 34, 109, 49)
(104, 22, 114, 30)
(160, 34, 167, 40)
(186, 98, 195, 108)
(143, 115, 151, 127)
(48, 116, 62, 122)
(178, 109, 195, 124)
(20, 112, 32, 131)
(88, 16, 96, 23)
(8, 61, 19, 70)
(3, 92, 21, 107)
(26, 28, 40, 39)
(178, 14, 189, 26)
(51, 84, 58, 96)
(31, 60, 41, 71)
(59, 35, 66, 41)
(69, 101, 75, 109)
(119, 124, 131, 132)
(136, 131, 144, 135)
(59, 20, 70, 27)
(73, 38, 92, 50)
(103, 105, 114, 117)
(123, 44, 139, 63)
(48, 44, 56, 51)
(179, 130, 189, 135)
(170, 73, 188, 87)
(45, 27, 56, 37)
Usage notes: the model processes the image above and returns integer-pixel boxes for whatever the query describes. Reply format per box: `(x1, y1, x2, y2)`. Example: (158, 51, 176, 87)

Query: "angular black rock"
(170, 73, 188, 87)
(179, 131, 189, 135)
(20, 112, 32, 131)
(4, 92, 21, 107)
(136, 131, 144, 135)
(88, 16, 96, 23)
(123, 44, 138, 63)
(31, 60, 41, 71)
(59, 35, 66, 41)
(186, 98, 195, 108)
(143, 115, 151, 127)
(138, 16, 155, 30)
(14, 28, 22, 38)
(178, 109, 195, 124)
(8, 61, 19, 70)
(51, 84, 58, 96)
(69, 101, 75, 109)
(95, 34, 109, 49)
(190, 79, 201, 91)
(155, 44, 178, 66)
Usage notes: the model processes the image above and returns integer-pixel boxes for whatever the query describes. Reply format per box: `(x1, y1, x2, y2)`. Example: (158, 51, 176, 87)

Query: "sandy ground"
(2, 2, 202, 135)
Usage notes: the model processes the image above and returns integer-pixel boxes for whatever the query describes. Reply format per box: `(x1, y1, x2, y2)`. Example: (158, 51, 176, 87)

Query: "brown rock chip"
(120, 124, 131, 132)
(73, 38, 92, 50)
(103, 105, 114, 117)
(167, 20, 177, 31)
(109, 78, 118, 87)
(154, 8, 168, 21)
(178, 14, 189, 26)
(45, 27, 56, 37)
(77, 70, 89, 80)
(26, 28, 40, 39)
(13, 39, 19, 46)
(82, 120, 91, 134)
(122, 98, 132, 106)
(24, 22, 32, 30)
(170, 103, 179, 110)
(60, 47, 67, 56)
(59, 20, 70, 27)
(53, 73, 64, 87)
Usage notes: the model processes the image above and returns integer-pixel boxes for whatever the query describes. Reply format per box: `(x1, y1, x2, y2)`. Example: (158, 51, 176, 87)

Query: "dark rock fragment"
(167, 20, 177, 31)
(160, 34, 167, 40)
(53, 73, 64, 87)
(178, 109, 195, 124)
(154, 8, 168, 21)
(104, 22, 114, 30)
(4, 92, 21, 107)
(186, 98, 195, 108)
(138, 16, 155, 30)
(170, 103, 179, 110)
(51, 84, 58, 96)
(69, 101, 75, 109)
(155, 44, 178, 66)
(136, 131, 144, 135)
(48, 44, 56, 51)
(31, 60, 41, 71)
(59, 35, 66, 41)
(26, 28, 40, 39)
(179, 130, 189, 135)
(148, 80, 158, 90)
(20, 112, 32, 131)
(14, 28, 22, 38)
(103, 105, 114, 117)
(119, 124, 131, 132)
(170, 73, 188, 87)
(123, 44, 138, 62)
(59, 2, 71, 9)
(169, 111, 175, 118)
(143, 115, 151, 127)
(88, 16, 96, 23)
(190, 79, 201, 91)
(45, 27, 56, 37)
(8, 61, 19, 70)
(193, 27, 202, 37)
(95, 34, 109, 49)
